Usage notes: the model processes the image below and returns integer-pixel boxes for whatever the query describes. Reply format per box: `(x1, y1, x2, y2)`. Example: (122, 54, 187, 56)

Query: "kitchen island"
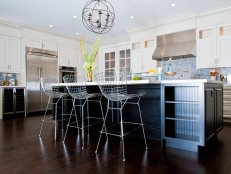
(56, 79, 223, 151)
(57, 80, 162, 139)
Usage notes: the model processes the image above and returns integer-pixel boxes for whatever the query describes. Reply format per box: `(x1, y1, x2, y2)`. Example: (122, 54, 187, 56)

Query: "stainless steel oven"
(59, 66, 77, 83)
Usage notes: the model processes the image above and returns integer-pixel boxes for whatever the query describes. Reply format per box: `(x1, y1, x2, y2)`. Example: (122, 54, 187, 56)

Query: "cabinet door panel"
(142, 47, 156, 71)
(8, 37, 20, 72)
(58, 45, 67, 66)
(197, 40, 216, 68)
(0, 35, 7, 71)
(216, 88, 223, 130)
(218, 37, 231, 67)
(69, 48, 78, 67)
(196, 26, 216, 69)
(131, 50, 142, 73)
(3, 89, 14, 114)
(205, 89, 215, 139)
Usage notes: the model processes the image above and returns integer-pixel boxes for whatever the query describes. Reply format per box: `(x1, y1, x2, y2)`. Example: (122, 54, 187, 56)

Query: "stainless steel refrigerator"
(26, 47, 58, 113)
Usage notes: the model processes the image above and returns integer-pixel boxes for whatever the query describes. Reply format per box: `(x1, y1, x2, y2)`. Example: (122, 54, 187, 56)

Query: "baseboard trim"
(223, 117, 231, 125)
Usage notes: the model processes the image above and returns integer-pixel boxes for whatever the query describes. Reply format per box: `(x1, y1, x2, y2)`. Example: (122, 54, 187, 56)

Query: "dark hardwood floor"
(0, 116, 231, 174)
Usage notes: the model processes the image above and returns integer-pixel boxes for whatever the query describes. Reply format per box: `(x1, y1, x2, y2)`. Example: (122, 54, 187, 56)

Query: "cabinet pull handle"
(211, 90, 214, 97)
(38, 67, 41, 80)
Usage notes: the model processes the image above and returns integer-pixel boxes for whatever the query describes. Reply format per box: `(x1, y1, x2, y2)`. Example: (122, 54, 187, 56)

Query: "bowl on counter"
(164, 72, 176, 79)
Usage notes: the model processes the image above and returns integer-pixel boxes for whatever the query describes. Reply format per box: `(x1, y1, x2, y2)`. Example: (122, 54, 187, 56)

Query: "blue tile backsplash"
(0, 73, 16, 81)
(159, 57, 231, 80)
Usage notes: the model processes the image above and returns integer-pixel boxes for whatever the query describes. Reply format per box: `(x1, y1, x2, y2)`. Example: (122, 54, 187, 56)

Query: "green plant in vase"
(80, 38, 101, 82)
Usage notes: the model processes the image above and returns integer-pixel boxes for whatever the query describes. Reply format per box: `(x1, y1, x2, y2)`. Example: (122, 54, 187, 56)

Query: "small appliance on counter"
(1, 74, 9, 86)
(7, 74, 16, 86)
(9, 79, 16, 86)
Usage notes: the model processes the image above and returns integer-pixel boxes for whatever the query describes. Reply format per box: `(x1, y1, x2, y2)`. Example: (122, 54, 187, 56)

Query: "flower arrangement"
(80, 37, 101, 81)
(210, 69, 219, 81)
(210, 69, 219, 76)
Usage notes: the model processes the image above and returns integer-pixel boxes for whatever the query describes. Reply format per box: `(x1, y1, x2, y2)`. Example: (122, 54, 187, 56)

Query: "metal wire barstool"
(95, 71, 148, 162)
(39, 76, 69, 140)
(62, 74, 107, 149)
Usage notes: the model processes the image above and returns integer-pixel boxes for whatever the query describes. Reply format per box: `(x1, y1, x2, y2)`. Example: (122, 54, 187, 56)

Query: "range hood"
(152, 29, 196, 60)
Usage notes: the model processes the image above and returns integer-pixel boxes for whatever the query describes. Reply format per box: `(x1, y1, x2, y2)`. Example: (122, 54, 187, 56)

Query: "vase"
(87, 69, 93, 82)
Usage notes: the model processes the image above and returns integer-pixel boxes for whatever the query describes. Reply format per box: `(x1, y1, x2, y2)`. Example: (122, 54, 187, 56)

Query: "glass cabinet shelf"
(165, 117, 199, 122)
(165, 101, 199, 104)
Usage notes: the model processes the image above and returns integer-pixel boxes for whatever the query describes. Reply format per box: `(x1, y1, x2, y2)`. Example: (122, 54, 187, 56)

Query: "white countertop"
(0, 86, 26, 88)
(57, 79, 224, 86)
(161, 79, 224, 84)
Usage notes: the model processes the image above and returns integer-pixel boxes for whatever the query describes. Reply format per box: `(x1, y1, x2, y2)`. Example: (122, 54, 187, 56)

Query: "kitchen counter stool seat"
(39, 76, 69, 140)
(95, 71, 148, 162)
(62, 75, 106, 149)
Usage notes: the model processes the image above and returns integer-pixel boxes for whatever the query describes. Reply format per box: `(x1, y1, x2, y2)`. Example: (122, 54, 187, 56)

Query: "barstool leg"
(137, 99, 148, 150)
(81, 103, 85, 149)
(120, 108, 125, 162)
(95, 100, 109, 154)
(54, 102, 58, 141)
(73, 99, 79, 134)
(61, 98, 64, 130)
(99, 97, 108, 140)
(63, 99, 75, 143)
(39, 97, 50, 137)
(87, 100, 90, 136)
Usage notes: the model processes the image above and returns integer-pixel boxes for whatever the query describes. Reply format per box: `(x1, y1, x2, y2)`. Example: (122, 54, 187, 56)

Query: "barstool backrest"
(95, 71, 127, 101)
(40, 76, 59, 96)
(63, 75, 87, 98)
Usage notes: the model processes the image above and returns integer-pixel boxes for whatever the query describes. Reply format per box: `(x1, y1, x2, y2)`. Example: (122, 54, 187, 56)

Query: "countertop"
(0, 86, 26, 88)
(57, 79, 224, 86)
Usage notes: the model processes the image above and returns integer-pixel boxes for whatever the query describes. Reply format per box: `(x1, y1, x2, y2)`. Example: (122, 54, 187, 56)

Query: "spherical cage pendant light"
(82, 0, 115, 34)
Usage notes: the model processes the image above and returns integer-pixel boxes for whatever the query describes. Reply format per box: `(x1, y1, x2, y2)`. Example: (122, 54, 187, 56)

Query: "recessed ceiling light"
(75, 32, 80, 35)
(171, 3, 176, 7)
(130, 16, 135, 19)
(73, 15, 78, 18)
(49, 24, 53, 28)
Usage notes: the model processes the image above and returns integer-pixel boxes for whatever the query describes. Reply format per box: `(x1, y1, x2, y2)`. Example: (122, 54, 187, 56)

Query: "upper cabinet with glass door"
(101, 44, 131, 74)
(104, 51, 116, 73)
(217, 23, 231, 67)
(119, 48, 131, 73)
(196, 26, 217, 68)
(131, 38, 156, 73)
(197, 23, 231, 68)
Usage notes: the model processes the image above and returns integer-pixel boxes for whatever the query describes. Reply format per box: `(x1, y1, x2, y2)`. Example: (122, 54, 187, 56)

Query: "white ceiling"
(0, 0, 231, 41)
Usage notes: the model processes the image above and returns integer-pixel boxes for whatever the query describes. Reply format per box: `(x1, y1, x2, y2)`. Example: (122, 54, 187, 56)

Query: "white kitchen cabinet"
(131, 38, 156, 73)
(217, 24, 231, 67)
(25, 37, 57, 51)
(0, 35, 20, 73)
(58, 43, 79, 68)
(0, 35, 7, 71)
(197, 23, 231, 68)
(131, 41, 142, 73)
